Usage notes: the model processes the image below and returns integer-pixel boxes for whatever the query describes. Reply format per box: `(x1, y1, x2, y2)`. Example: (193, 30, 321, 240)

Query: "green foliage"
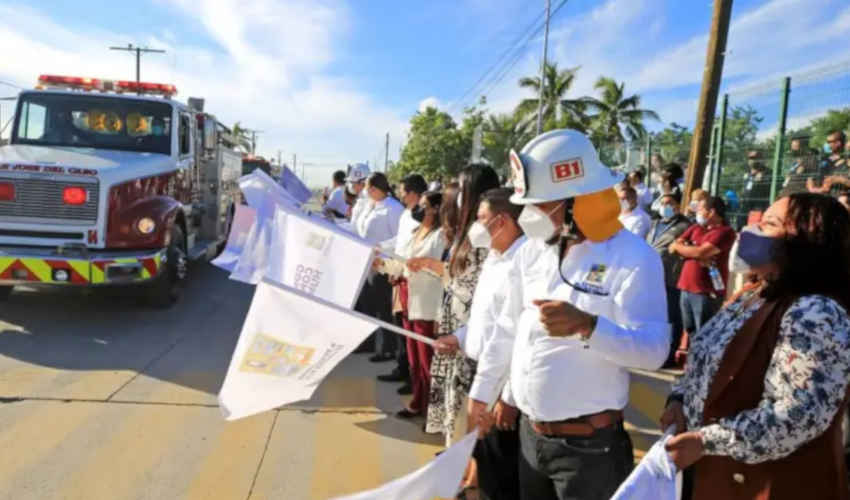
(583, 77, 660, 144)
(482, 113, 534, 179)
(807, 108, 850, 149)
(515, 63, 588, 134)
(650, 123, 693, 164)
(391, 107, 470, 182)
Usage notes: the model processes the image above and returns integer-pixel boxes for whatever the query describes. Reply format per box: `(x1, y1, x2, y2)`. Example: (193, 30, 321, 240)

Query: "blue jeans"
(679, 290, 722, 335)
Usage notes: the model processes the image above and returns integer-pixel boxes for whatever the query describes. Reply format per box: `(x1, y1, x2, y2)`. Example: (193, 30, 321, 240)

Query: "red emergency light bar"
(37, 74, 178, 98)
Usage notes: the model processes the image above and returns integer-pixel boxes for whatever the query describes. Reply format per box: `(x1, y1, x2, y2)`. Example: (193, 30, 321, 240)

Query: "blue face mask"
(660, 205, 675, 219)
(737, 225, 783, 268)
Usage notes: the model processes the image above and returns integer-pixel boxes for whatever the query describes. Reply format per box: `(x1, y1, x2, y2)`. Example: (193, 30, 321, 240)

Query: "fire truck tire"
(146, 224, 187, 308)
(0, 286, 12, 301)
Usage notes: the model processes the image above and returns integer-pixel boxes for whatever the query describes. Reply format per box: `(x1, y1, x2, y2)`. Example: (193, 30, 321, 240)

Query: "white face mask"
(518, 202, 563, 241)
(620, 200, 631, 212)
(696, 213, 708, 226)
(468, 221, 492, 248)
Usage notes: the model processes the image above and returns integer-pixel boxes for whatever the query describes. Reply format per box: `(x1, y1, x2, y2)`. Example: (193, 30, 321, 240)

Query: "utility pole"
(384, 132, 390, 172)
(108, 44, 166, 94)
(683, 0, 733, 205)
(535, 0, 552, 136)
(242, 129, 263, 155)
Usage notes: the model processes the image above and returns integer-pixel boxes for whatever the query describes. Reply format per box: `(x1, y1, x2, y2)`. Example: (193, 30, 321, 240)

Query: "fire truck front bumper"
(0, 245, 166, 286)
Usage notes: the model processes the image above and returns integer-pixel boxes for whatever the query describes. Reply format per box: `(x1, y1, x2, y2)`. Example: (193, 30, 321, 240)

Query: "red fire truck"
(0, 75, 241, 307)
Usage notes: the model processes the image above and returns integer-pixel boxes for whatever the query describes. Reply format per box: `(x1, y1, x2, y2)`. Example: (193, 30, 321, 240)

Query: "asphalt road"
(0, 261, 672, 500)
(0, 263, 443, 500)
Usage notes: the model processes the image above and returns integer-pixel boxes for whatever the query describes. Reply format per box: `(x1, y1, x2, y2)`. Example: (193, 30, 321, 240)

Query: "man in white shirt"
(346, 163, 371, 227)
(321, 170, 350, 218)
(433, 187, 525, 500)
(617, 185, 652, 239)
(353, 172, 405, 359)
(469, 130, 669, 500)
(377, 174, 428, 389)
(628, 170, 653, 212)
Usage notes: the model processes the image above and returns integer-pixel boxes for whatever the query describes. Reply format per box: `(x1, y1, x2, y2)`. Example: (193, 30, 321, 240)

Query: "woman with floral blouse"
(661, 193, 850, 499)
(407, 165, 500, 448)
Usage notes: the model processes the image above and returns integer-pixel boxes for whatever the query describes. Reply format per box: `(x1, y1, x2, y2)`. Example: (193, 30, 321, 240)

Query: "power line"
(449, 7, 548, 112)
(452, 0, 569, 113)
(108, 44, 166, 94)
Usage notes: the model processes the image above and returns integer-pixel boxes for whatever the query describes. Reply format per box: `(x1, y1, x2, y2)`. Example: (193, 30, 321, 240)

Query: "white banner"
(332, 431, 478, 500)
(266, 208, 373, 309)
(279, 165, 312, 204)
(211, 204, 257, 273)
(218, 282, 378, 420)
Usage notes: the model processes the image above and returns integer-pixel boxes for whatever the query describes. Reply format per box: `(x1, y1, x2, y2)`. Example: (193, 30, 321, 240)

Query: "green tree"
(391, 107, 469, 182)
(807, 108, 850, 150)
(482, 113, 533, 178)
(717, 105, 765, 185)
(231, 122, 252, 152)
(583, 77, 660, 144)
(515, 63, 588, 133)
(650, 123, 693, 164)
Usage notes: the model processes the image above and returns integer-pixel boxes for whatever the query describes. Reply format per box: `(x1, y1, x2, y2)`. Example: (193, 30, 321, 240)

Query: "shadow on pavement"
(355, 416, 445, 446)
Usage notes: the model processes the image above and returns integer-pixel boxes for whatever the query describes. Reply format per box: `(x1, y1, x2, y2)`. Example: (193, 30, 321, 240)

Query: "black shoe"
(369, 353, 394, 363)
(377, 371, 406, 382)
(397, 383, 413, 395)
(395, 408, 420, 419)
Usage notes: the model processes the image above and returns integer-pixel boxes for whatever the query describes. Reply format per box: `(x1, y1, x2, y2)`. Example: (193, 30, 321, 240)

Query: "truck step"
(188, 240, 217, 261)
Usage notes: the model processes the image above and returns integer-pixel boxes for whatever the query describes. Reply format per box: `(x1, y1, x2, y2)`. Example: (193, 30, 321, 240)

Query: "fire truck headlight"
(136, 217, 156, 235)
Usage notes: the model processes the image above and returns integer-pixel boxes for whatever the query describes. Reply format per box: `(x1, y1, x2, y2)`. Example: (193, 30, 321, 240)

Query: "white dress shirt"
(380, 207, 420, 255)
(460, 236, 527, 403)
(356, 196, 405, 245)
(380, 228, 446, 321)
(350, 191, 370, 227)
(479, 229, 669, 421)
(322, 185, 349, 216)
(619, 208, 652, 239)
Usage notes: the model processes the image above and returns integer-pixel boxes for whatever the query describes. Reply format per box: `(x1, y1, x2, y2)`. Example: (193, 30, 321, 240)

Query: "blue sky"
(0, 0, 848, 186)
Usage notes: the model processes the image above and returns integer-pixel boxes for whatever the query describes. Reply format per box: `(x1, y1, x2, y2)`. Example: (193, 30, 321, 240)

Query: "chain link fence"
(711, 61, 850, 229)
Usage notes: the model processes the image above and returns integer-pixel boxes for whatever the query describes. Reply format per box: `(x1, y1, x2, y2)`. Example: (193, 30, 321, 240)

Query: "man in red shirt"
(669, 195, 736, 365)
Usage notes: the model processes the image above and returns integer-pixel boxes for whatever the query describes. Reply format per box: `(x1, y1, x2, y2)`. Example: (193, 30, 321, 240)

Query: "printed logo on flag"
(305, 232, 331, 252)
(293, 264, 323, 293)
(551, 158, 584, 183)
(240, 333, 315, 377)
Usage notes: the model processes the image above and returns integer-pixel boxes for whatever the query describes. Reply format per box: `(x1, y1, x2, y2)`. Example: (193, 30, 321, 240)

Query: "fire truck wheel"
(146, 224, 187, 308)
(0, 286, 12, 301)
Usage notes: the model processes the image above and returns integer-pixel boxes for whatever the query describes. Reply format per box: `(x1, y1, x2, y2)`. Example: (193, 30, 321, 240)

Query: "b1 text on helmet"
(551, 158, 585, 183)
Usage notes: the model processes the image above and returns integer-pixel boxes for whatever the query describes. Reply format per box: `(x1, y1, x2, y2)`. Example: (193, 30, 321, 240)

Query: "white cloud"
(0, 2, 407, 187)
(418, 96, 442, 112)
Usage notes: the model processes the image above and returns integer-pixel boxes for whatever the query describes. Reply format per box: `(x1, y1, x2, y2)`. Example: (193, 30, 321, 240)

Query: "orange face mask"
(573, 187, 623, 242)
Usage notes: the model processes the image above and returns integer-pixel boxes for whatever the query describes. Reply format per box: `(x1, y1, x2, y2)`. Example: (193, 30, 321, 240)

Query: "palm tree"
(582, 77, 660, 143)
(516, 63, 587, 133)
(482, 113, 534, 178)
(231, 122, 253, 152)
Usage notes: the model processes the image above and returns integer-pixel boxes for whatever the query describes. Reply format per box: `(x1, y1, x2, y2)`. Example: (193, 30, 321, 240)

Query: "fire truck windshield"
(12, 93, 173, 155)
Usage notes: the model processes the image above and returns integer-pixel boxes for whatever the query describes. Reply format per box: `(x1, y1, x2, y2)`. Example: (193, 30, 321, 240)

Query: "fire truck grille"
(0, 177, 99, 224)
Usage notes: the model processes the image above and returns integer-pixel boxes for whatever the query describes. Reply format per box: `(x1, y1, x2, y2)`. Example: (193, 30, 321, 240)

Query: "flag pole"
(262, 278, 437, 346)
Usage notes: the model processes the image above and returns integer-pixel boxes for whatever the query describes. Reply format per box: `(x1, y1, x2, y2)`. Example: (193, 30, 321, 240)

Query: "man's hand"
(668, 241, 679, 255)
(406, 257, 425, 273)
(532, 299, 596, 339)
(493, 400, 518, 431)
(665, 431, 705, 470)
(467, 399, 493, 438)
(434, 335, 460, 355)
(659, 400, 687, 435)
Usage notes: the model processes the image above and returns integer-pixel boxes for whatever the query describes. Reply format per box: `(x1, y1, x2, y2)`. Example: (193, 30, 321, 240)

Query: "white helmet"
(346, 163, 371, 183)
(509, 129, 623, 205)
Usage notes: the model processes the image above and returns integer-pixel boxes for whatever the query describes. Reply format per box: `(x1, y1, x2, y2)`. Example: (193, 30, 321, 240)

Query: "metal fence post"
(770, 77, 791, 203)
(713, 94, 729, 196)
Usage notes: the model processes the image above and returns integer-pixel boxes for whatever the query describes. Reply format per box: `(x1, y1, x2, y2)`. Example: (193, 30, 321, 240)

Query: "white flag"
(211, 205, 257, 273)
(218, 282, 378, 420)
(266, 207, 373, 308)
(278, 165, 312, 204)
(332, 431, 478, 500)
(240, 169, 300, 210)
(610, 426, 681, 500)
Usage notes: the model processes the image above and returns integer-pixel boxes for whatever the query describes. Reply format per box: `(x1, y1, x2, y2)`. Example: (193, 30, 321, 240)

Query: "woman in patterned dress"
(408, 165, 500, 447)
(660, 193, 850, 500)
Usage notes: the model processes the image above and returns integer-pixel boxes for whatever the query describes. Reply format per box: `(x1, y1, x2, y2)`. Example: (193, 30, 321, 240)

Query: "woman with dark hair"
(373, 191, 446, 419)
(660, 193, 850, 499)
(409, 164, 500, 446)
(440, 184, 461, 250)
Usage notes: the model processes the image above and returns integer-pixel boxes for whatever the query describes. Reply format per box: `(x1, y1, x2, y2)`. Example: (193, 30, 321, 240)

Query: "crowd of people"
(320, 128, 850, 500)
